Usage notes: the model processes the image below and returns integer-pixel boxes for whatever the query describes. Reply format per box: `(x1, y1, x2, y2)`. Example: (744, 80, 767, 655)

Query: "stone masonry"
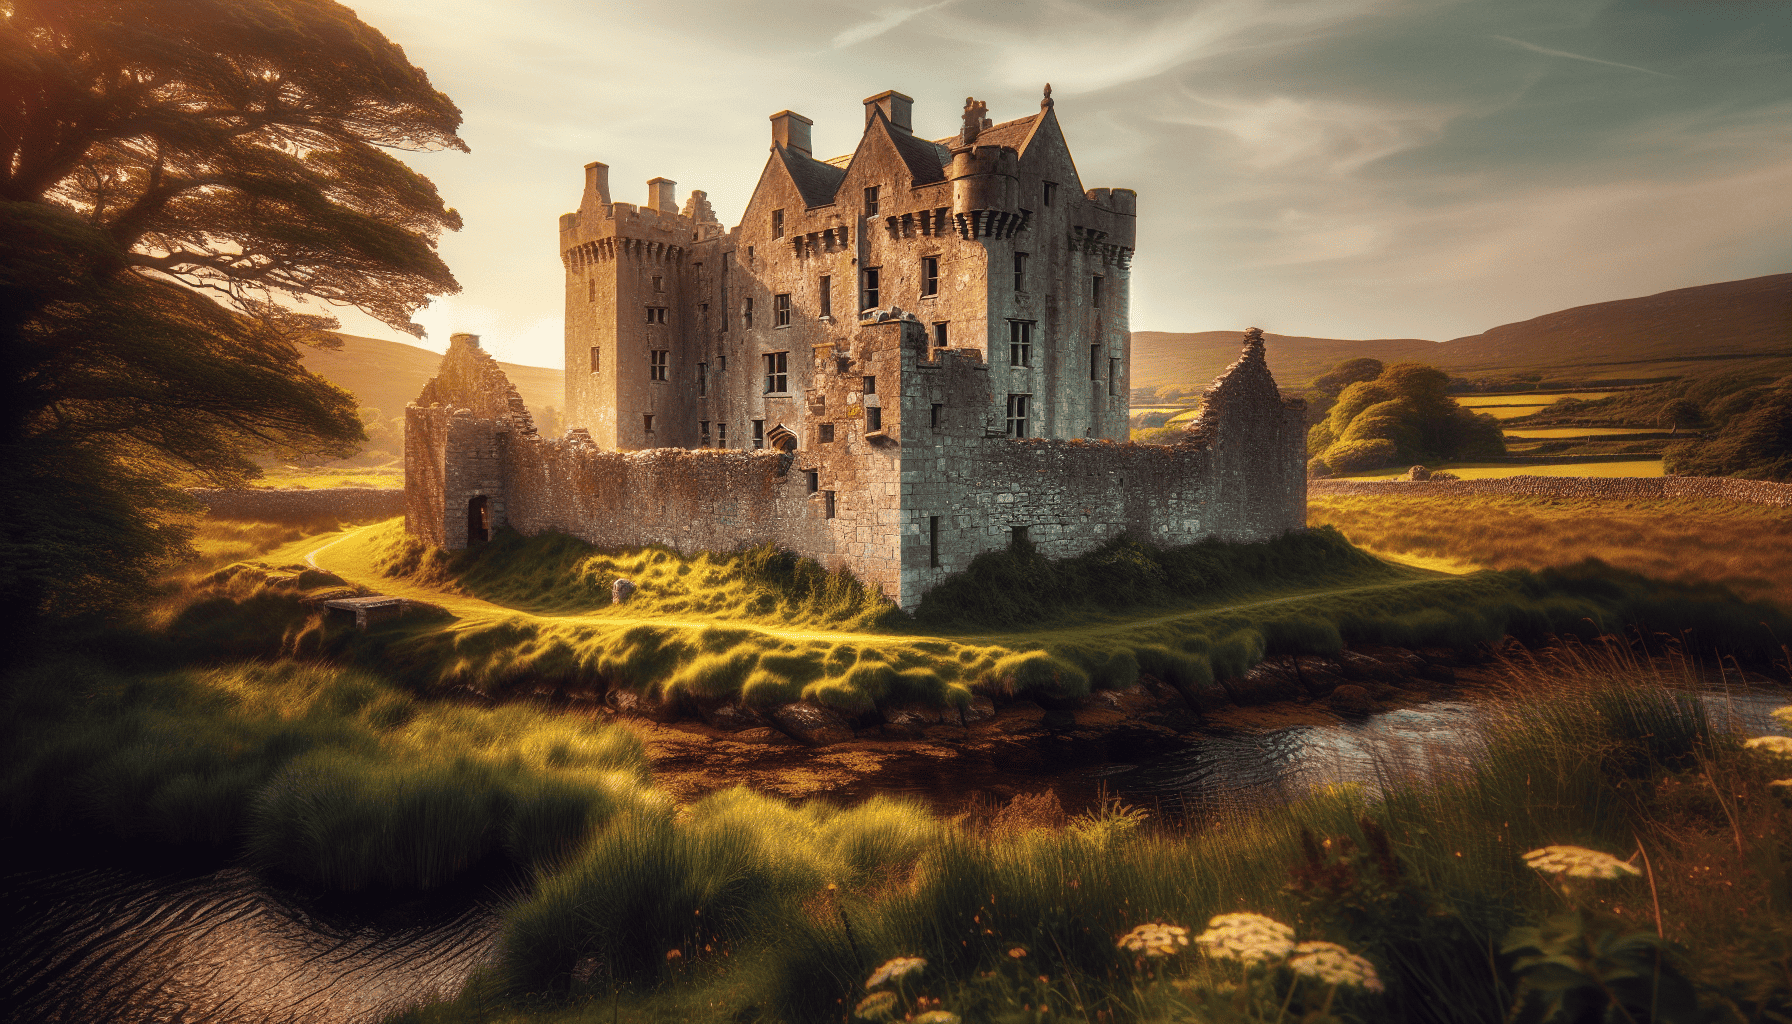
(405, 87, 1308, 610)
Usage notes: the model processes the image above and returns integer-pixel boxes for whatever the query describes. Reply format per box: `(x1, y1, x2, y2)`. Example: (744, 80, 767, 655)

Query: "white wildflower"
(1117, 922, 1191, 957)
(854, 990, 898, 1020)
(1287, 941, 1385, 993)
(1745, 736, 1792, 759)
(1194, 912, 1296, 965)
(1522, 846, 1641, 880)
(866, 956, 926, 989)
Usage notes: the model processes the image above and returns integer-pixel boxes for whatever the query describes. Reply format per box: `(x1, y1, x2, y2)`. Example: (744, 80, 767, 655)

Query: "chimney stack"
(647, 177, 678, 214)
(863, 90, 914, 134)
(582, 161, 611, 209)
(770, 110, 813, 154)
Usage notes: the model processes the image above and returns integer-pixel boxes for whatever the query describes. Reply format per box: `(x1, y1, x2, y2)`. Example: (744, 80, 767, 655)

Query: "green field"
(1456, 391, 1618, 407)
(1501, 427, 1662, 439)
(252, 462, 404, 489)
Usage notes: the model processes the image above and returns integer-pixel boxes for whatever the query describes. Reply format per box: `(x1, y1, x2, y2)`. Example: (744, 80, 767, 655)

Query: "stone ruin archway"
(466, 495, 490, 545)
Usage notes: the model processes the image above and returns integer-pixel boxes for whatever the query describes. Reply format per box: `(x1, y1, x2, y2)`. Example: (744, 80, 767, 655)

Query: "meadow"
(1337, 460, 1666, 480)
(1309, 492, 1792, 605)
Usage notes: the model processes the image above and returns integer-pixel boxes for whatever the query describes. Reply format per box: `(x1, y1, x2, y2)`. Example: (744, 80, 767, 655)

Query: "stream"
(2, 687, 1783, 1024)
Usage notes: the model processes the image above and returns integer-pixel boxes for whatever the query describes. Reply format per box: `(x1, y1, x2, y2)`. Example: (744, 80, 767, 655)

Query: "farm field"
(1338, 460, 1664, 480)
(252, 463, 404, 489)
(1456, 391, 1618, 407)
(1501, 426, 1663, 438)
(1309, 490, 1792, 605)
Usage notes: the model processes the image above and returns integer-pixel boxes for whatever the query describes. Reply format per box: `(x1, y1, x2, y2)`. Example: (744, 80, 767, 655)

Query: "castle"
(405, 88, 1307, 611)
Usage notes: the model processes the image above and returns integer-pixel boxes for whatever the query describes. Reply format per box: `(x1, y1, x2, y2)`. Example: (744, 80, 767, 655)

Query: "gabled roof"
(886, 125, 949, 185)
(937, 113, 1040, 152)
(813, 109, 1045, 191)
(778, 146, 848, 207)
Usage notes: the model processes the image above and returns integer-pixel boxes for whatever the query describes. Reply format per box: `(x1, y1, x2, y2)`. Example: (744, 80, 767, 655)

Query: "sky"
(326, 0, 1792, 368)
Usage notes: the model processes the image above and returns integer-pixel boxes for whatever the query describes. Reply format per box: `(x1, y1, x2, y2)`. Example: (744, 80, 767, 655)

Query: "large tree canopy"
(0, 0, 467, 617)
(1306, 361, 1506, 475)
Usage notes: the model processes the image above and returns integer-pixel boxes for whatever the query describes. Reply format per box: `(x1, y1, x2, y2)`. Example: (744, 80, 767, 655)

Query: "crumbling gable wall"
(405, 333, 533, 548)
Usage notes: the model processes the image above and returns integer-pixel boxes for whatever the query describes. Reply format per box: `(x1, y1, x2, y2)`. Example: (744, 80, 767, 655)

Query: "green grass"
(252, 461, 404, 489)
(388, 648, 1792, 1024)
(1457, 392, 1619, 408)
(1501, 427, 1663, 438)
(0, 659, 657, 890)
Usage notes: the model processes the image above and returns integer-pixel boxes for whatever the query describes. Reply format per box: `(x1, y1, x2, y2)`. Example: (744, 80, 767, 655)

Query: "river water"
(3, 687, 1783, 1023)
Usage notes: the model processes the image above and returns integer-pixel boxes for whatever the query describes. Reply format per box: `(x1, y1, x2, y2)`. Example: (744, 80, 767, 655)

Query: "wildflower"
(1771, 705, 1792, 729)
(1193, 913, 1295, 965)
(1522, 846, 1641, 880)
(853, 991, 898, 1020)
(1745, 736, 1792, 759)
(1009, 947, 1028, 958)
(913, 1014, 961, 1024)
(866, 956, 927, 989)
(1287, 941, 1385, 993)
(1117, 922, 1192, 957)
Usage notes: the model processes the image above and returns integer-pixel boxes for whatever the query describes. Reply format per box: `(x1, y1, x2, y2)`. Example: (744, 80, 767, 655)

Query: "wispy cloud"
(832, 1, 952, 48)
(1493, 36, 1673, 77)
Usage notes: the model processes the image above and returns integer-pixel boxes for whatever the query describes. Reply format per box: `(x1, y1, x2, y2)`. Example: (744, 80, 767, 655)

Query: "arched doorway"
(466, 495, 490, 545)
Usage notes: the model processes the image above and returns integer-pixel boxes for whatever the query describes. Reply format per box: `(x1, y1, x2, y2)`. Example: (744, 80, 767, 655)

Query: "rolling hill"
(1133, 273, 1792, 395)
(301, 332, 564, 418)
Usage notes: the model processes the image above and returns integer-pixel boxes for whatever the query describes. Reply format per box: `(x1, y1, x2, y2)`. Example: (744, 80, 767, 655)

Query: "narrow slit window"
(1092, 275, 1103, 308)
(743, 297, 753, 328)
(1043, 181, 1057, 206)
(1109, 357, 1121, 396)
(863, 375, 876, 394)
(700, 420, 710, 446)
(929, 516, 940, 568)
(771, 209, 784, 238)
(921, 256, 939, 296)
(819, 275, 831, 319)
(806, 470, 819, 493)
(643, 414, 654, 434)
(716, 422, 727, 447)
(864, 186, 879, 216)
(698, 362, 708, 395)
(775, 293, 791, 327)
(1013, 252, 1027, 291)
(652, 275, 663, 292)
(824, 490, 836, 518)
(930, 403, 942, 428)
(589, 346, 600, 373)
(752, 419, 765, 449)
(933, 322, 948, 349)
(866, 406, 882, 432)
(587, 279, 596, 302)
(1090, 345, 1101, 380)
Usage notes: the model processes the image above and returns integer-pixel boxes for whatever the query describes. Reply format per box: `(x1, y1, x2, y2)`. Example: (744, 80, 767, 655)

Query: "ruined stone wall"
(406, 333, 533, 547)
(1310, 476, 1792, 506)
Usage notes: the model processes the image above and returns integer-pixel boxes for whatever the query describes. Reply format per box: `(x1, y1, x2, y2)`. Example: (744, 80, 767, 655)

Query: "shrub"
(1324, 438, 1400, 473)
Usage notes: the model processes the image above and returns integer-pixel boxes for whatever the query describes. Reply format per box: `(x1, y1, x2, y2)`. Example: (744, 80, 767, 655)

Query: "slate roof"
(887, 126, 949, 185)
(778, 147, 849, 208)
(809, 111, 1043, 195)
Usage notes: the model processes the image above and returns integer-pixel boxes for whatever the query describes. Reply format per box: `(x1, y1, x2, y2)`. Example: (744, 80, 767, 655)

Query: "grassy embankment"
(164, 516, 1792, 721)
(1310, 493, 1792, 606)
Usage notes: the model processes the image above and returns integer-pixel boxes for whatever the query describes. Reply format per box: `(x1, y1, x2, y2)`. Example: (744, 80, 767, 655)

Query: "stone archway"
(765, 423, 797, 452)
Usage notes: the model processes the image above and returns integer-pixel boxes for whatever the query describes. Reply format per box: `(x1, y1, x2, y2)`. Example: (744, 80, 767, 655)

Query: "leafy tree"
(1309, 362, 1505, 474)
(0, 0, 466, 618)
(1312, 357, 1384, 396)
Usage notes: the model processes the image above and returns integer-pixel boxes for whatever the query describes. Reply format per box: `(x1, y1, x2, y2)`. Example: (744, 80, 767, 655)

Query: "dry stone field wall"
(1310, 476, 1792, 507)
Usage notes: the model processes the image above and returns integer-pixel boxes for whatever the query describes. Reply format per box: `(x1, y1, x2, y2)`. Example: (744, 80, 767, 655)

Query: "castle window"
(646, 306, 667, 325)
(1092, 275, 1103, 308)
(772, 209, 784, 238)
(1043, 181, 1057, 206)
(653, 275, 663, 292)
(866, 406, 882, 432)
(1008, 320, 1033, 367)
(929, 516, 940, 568)
(1090, 345, 1100, 380)
(1110, 357, 1121, 396)
(1006, 394, 1030, 438)
(863, 375, 875, 394)
(718, 354, 726, 373)
(717, 422, 727, 447)
(748, 245, 754, 267)
(930, 403, 942, 428)
(701, 420, 710, 446)
(864, 186, 879, 216)
(824, 490, 836, 519)
(806, 470, 819, 493)
(743, 297, 753, 328)
(649, 349, 669, 381)
(590, 346, 600, 374)
(862, 267, 880, 311)
(819, 275, 831, 318)
(933, 322, 948, 349)
(698, 362, 708, 395)
(587, 279, 596, 302)
(921, 256, 939, 296)
(1013, 252, 1027, 291)
(774, 293, 791, 328)
(764, 351, 788, 394)
(1011, 524, 1029, 549)
(819, 423, 835, 443)
(643, 414, 655, 434)
(752, 419, 765, 449)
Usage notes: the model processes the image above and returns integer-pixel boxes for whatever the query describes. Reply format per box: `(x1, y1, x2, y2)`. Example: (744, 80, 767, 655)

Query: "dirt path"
(296, 523, 1457, 649)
